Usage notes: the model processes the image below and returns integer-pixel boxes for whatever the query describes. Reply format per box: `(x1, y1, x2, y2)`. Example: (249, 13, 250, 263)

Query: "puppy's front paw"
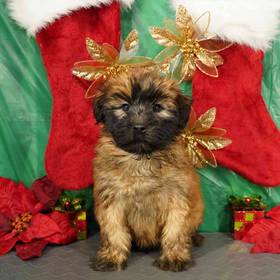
(153, 258, 194, 272)
(90, 257, 127, 272)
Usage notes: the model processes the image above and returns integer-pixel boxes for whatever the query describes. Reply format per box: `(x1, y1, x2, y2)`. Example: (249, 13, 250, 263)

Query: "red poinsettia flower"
(31, 176, 62, 211)
(242, 206, 280, 254)
(0, 177, 77, 260)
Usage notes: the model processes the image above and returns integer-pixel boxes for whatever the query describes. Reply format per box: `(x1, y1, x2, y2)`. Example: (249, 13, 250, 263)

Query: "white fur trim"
(172, 0, 280, 50)
(8, 0, 135, 35)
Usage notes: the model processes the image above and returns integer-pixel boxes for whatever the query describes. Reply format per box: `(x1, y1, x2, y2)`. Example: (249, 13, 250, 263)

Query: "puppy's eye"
(153, 103, 164, 112)
(121, 103, 130, 112)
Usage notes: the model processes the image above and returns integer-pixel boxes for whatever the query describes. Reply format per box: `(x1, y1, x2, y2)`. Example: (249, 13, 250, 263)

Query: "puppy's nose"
(133, 125, 145, 132)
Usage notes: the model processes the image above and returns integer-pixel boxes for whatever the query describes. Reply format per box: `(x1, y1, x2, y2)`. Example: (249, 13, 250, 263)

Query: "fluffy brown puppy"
(92, 69, 204, 272)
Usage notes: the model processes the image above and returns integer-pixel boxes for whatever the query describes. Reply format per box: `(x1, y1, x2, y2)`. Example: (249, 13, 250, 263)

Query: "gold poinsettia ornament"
(149, 5, 232, 82)
(72, 30, 154, 98)
(181, 107, 232, 168)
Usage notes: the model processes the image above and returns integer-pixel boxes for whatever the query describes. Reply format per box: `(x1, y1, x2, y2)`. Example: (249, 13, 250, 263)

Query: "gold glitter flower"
(149, 5, 232, 82)
(72, 30, 154, 99)
(181, 107, 232, 168)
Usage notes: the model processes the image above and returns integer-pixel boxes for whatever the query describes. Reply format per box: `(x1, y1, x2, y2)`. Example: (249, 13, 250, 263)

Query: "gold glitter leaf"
(186, 144, 204, 168)
(193, 107, 216, 132)
(149, 27, 178, 47)
(196, 51, 216, 67)
(181, 107, 232, 168)
(183, 59, 196, 81)
(208, 53, 224, 66)
(196, 136, 232, 150)
(123, 29, 139, 52)
(176, 5, 193, 30)
(86, 38, 104, 60)
(72, 66, 104, 81)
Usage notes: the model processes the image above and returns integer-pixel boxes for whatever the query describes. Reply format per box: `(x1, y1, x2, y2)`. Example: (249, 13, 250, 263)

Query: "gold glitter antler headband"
(182, 107, 232, 168)
(72, 30, 155, 99)
(149, 5, 232, 82)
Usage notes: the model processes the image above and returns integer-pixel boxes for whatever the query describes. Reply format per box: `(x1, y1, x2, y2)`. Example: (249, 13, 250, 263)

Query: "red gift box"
(65, 211, 87, 240)
(233, 210, 264, 240)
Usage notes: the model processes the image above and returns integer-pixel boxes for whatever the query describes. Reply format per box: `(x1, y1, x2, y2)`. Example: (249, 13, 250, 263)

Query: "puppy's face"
(93, 70, 191, 155)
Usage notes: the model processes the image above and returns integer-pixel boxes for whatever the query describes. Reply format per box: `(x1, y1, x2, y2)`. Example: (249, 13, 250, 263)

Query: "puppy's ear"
(93, 94, 106, 123)
(176, 94, 191, 129)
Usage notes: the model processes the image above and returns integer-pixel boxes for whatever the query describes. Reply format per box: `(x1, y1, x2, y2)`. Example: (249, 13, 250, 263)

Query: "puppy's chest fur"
(94, 135, 190, 196)
(95, 140, 170, 205)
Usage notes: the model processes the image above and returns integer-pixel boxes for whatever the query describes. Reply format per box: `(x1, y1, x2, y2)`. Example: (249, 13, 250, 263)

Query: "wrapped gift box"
(67, 210, 87, 240)
(233, 210, 265, 240)
(54, 195, 87, 240)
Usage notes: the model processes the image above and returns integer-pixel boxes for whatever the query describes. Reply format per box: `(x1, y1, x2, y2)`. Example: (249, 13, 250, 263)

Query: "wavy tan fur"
(92, 70, 204, 272)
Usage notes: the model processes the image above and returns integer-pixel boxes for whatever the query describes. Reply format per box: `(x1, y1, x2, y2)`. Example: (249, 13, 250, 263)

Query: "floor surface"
(0, 233, 279, 280)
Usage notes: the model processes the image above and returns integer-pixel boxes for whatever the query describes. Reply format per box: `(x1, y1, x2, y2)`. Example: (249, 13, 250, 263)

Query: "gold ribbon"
(149, 5, 232, 82)
(72, 30, 155, 99)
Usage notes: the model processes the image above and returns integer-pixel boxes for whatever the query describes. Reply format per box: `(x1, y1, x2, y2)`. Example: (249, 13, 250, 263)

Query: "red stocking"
(37, 5, 120, 189)
(8, 1, 135, 189)
(192, 46, 280, 186)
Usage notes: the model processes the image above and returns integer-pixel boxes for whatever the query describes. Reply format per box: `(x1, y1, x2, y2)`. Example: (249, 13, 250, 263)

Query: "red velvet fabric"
(192, 45, 280, 187)
(243, 206, 280, 253)
(36, 3, 120, 190)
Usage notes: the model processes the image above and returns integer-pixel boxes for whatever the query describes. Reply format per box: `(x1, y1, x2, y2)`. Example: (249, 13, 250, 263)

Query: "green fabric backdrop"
(0, 0, 279, 232)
